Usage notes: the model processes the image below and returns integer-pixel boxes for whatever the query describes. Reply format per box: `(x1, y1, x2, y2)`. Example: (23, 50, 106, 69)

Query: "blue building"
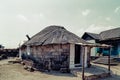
(82, 28, 120, 56)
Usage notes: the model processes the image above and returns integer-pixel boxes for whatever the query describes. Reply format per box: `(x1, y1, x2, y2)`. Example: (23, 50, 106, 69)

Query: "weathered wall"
(21, 44, 70, 69)
(31, 44, 70, 60)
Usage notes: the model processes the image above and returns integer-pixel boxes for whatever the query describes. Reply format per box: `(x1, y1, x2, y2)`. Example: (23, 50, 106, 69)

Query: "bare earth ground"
(0, 59, 79, 80)
(0, 59, 120, 80)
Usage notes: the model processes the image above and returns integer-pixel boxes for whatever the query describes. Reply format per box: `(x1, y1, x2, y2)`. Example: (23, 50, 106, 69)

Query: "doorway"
(74, 44, 81, 64)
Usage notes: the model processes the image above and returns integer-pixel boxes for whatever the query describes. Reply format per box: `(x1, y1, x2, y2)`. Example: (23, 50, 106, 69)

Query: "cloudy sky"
(0, 0, 120, 48)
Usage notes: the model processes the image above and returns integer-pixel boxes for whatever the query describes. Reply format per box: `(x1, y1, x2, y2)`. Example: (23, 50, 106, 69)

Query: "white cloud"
(105, 17, 111, 21)
(77, 24, 117, 37)
(16, 14, 28, 22)
(81, 9, 91, 16)
(85, 24, 116, 33)
(114, 7, 120, 13)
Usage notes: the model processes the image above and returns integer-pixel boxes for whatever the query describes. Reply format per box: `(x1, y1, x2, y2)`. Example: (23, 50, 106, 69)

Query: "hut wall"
(30, 44, 67, 57)
(35, 44, 70, 61)
(20, 47, 28, 59)
(21, 44, 70, 69)
(27, 46, 31, 55)
(20, 47, 27, 55)
(21, 43, 89, 69)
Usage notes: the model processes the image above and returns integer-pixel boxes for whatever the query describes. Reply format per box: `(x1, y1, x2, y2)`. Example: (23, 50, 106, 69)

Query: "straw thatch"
(23, 25, 87, 46)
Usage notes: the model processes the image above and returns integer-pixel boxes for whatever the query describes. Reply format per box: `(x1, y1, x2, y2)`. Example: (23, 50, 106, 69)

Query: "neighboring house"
(82, 27, 120, 56)
(20, 25, 91, 70)
(82, 32, 100, 56)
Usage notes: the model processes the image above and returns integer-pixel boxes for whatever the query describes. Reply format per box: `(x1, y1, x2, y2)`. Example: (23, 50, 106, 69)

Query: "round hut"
(20, 25, 88, 70)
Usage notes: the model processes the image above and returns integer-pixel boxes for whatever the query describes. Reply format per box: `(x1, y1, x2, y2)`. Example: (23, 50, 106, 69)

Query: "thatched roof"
(23, 25, 87, 46)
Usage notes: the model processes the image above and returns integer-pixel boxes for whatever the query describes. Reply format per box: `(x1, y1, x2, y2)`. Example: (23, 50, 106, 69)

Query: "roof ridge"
(100, 27, 120, 34)
(100, 27, 120, 40)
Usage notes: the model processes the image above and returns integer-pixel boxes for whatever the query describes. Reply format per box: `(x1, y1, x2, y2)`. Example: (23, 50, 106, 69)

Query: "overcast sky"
(0, 0, 120, 48)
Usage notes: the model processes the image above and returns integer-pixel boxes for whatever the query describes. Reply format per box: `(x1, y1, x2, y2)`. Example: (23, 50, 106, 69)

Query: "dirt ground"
(0, 59, 120, 80)
(0, 59, 79, 80)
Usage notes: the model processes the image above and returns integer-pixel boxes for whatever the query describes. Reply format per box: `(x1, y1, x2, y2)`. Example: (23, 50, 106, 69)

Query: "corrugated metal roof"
(85, 32, 101, 40)
(100, 27, 120, 40)
(82, 27, 120, 41)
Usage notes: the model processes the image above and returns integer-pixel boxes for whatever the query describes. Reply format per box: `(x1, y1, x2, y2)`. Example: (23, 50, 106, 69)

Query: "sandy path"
(0, 59, 79, 80)
(0, 59, 120, 80)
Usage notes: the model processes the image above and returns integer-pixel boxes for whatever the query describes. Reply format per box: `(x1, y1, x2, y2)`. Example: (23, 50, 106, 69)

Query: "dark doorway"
(74, 44, 81, 64)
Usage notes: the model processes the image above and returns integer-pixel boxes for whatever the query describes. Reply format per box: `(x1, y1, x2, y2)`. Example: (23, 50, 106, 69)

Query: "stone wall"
(21, 44, 70, 70)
